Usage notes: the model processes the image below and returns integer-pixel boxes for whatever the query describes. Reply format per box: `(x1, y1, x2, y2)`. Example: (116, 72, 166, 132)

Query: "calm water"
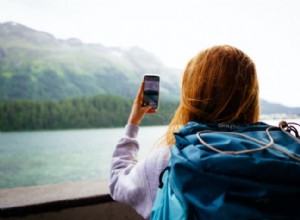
(0, 119, 299, 189)
(0, 126, 167, 189)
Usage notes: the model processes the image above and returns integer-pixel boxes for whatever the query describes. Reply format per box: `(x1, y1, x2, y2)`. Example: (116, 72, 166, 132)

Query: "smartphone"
(142, 74, 160, 110)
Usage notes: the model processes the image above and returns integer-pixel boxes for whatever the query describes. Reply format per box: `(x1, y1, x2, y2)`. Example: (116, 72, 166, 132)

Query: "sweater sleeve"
(109, 124, 152, 219)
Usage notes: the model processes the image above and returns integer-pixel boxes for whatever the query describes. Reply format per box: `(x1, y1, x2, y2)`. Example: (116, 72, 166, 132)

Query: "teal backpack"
(150, 121, 300, 220)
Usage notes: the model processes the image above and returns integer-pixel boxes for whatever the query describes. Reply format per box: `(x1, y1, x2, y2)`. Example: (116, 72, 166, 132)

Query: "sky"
(0, 0, 299, 107)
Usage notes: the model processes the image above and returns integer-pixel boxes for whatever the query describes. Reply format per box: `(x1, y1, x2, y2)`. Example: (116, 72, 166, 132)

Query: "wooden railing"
(0, 180, 143, 220)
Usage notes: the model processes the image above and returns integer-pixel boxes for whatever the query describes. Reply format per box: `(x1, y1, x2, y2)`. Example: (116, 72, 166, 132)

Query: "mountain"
(0, 21, 180, 101)
(260, 100, 300, 115)
(0, 21, 299, 116)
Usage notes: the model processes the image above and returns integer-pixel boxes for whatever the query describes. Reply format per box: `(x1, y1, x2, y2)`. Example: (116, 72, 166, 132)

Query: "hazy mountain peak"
(3, 21, 19, 27)
(0, 21, 181, 101)
(0, 21, 56, 46)
(64, 38, 83, 46)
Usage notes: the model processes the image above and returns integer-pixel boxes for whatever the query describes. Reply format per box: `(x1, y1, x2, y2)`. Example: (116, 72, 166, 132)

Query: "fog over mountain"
(0, 21, 180, 101)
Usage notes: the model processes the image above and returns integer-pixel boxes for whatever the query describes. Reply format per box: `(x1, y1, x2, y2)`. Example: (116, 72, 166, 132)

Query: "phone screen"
(142, 75, 160, 109)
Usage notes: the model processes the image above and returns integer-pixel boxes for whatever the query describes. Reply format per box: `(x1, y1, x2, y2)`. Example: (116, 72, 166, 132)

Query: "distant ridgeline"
(0, 22, 299, 131)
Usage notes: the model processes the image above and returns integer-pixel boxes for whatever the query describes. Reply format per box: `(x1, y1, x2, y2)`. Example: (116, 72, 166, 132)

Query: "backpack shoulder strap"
(151, 164, 189, 220)
(158, 166, 170, 188)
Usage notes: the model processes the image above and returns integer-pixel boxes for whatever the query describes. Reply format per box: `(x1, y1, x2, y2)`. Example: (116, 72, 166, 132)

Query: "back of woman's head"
(166, 45, 260, 146)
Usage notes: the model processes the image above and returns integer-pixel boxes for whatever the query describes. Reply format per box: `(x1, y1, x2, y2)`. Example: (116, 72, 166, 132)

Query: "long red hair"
(165, 45, 260, 146)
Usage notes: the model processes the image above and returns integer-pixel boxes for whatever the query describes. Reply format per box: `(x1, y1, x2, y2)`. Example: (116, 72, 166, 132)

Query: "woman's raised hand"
(128, 83, 156, 126)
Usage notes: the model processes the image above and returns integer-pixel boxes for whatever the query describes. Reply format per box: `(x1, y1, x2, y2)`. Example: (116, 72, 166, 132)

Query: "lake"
(0, 119, 299, 189)
(0, 126, 168, 189)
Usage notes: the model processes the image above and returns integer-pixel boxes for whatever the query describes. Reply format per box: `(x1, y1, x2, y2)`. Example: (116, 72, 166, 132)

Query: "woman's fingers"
(146, 108, 156, 114)
(137, 82, 144, 103)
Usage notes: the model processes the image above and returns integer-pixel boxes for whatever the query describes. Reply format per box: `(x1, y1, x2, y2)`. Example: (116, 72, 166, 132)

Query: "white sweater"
(109, 124, 170, 219)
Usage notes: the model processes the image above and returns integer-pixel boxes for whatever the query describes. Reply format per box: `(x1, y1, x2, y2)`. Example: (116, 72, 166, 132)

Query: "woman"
(109, 45, 259, 219)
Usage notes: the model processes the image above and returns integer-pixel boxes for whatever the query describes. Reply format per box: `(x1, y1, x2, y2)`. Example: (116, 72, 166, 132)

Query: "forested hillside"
(0, 95, 179, 131)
